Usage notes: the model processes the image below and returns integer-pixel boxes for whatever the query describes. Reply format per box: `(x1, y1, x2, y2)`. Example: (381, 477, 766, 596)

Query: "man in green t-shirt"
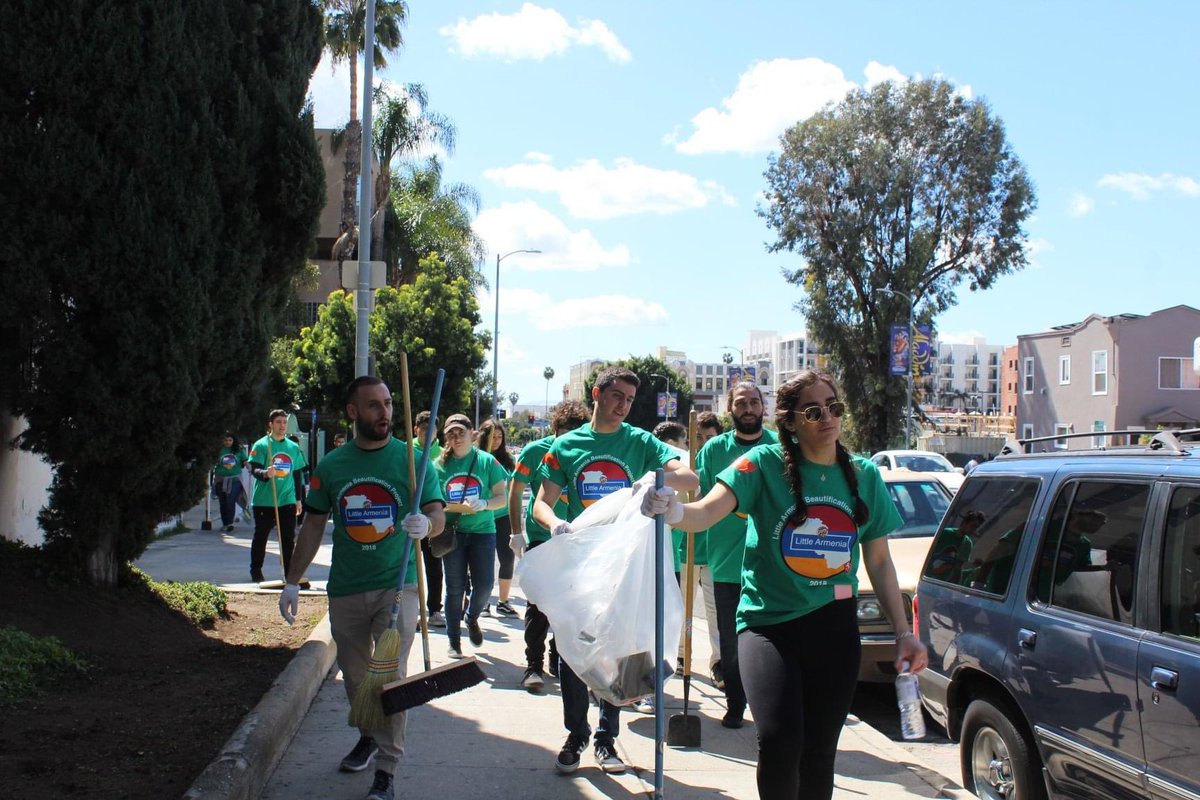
(247, 410, 308, 583)
(509, 399, 589, 692)
(280, 376, 445, 800)
(532, 366, 698, 776)
(694, 381, 778, 728)
(412, 411, 446, 627)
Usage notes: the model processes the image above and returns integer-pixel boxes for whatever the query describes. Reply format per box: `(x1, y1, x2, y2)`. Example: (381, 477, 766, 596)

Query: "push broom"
(381, 360, 486, 715)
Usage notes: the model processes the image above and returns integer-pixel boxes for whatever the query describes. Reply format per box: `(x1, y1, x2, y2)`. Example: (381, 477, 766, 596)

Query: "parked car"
(855, 470, 954, 682)
(871, 449, 965, 494)
(916, 429, 1200, 800)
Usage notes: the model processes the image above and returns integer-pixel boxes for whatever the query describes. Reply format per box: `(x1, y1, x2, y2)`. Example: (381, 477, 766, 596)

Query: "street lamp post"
(720, 345, 744, 368)
(492, 248, 541, 420)
(879, 288, 916, 447)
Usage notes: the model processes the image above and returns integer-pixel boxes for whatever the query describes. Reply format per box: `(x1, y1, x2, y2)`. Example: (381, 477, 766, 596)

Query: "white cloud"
(1026, 236, 1053, 270)
(439, 3, 631, 63)
(308, 53, 358, 129)
(1068, 193, 1095, 218)
(669, 58, 856, 155)
(864, 60, 907, 90)
(478, 285, 667, 332)
(936, 330, 987, 345)
(524, 151, 553, 163)
(1097, 172, 1200, 201)
(473, 201, 631, 271)
(484, 155, 734, 219)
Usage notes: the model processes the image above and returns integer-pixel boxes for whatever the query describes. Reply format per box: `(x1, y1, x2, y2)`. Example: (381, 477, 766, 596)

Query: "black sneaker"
(365, 769, 393, 800)
(555, 733, 588, 773)
(495, 600, 518, 617)
(466, 617, 484, 646)
(250, 569, 265, 583)
(721, 707, 745, 729)
(339, 735, 378, 772)
(711, 660, 725, 690)
(594, 740, 626, 774)
(522, 668, 545, 691)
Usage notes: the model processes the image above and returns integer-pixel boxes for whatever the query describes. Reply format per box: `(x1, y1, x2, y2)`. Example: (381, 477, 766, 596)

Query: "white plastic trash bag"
(517, 485, 683, 706)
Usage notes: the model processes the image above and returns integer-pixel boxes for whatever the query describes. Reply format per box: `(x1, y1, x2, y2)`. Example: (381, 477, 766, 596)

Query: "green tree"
(581, 356, 693, 432)
(386, 156, 485, 287)
(290, 255, 488, 420)
(761, 79, 1034, 452)
(323, 0, 408, 247)
(0, 0, 325, 584)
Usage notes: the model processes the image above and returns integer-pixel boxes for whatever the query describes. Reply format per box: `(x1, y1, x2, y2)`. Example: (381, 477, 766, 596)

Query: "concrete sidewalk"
(141, 502, 967, 800)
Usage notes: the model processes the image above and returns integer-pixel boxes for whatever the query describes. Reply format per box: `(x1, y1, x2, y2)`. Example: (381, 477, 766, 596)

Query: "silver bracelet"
(897, 631, 916, 640)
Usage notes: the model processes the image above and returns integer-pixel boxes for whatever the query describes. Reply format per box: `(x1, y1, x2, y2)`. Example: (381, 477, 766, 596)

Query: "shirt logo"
(339, 482, 399, 544)
(780, 504, 857, 579)
(220, 454, 238, 469)
(735, 456, 756, 473)
(270, 453, 294, 477)
(575, 459, 630, 507)
(445, 474, 483, 504)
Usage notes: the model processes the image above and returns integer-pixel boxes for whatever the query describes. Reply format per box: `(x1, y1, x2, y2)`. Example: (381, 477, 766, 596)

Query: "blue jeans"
(215, 477, 243, 527)
(442, 531, 496, 649)
(560, 658, 621, 744)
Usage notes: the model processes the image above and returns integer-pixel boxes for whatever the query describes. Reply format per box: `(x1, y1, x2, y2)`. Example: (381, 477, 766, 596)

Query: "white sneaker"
(429, 610, 446, 627)
(633, 697, 654, 714)
(448, 645, 464, 660)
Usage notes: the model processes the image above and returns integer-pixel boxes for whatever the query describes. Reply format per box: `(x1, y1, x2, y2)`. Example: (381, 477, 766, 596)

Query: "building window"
(1054, 423, 1073, 449)
(1092, 420, 1107, 448)
(1058, 355, 1070, 385)
(1092, 351, 1108, 395)
(1022, 423, 1034, 441)
(695, 379, 703, 390)
(1022, 357, 1034, 394)
(1159, 357, 1200, 390)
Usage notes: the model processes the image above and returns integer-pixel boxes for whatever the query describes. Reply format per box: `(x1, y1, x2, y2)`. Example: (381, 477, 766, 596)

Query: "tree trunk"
(87, 530, 118, 587)
(341, 119, 361, 237)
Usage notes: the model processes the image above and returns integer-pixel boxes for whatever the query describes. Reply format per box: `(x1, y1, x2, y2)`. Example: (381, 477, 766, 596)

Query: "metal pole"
(905, 299, 915, 447)
(354, 0, 377, 378)
(492, 252, 500, 420)
(653, 468, 665, 799)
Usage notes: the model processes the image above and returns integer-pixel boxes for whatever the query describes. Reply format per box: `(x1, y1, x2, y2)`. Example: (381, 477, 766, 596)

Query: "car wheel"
(960, 696, 1046, 800)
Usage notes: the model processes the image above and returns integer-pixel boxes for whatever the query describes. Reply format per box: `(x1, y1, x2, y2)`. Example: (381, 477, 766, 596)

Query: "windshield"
(895, 453, 955, 473)
(885, 480, 953, 537)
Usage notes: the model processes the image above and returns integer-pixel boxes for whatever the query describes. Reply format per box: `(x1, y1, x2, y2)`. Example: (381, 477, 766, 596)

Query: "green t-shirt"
(539, 423, 678, 522)
(514, 436, 567, 544)
(304, 437, 445, 598)
(214, 447, 247, 478)
(248, 435, 307, 507)
(492, 463, 513, 521)
(696, 429, 779, 583)
(718, 447, 901, 632)
(436, 447, 508, 534)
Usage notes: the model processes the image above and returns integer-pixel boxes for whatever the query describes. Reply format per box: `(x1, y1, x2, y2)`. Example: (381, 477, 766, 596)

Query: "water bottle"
(895, 661, 926, 740)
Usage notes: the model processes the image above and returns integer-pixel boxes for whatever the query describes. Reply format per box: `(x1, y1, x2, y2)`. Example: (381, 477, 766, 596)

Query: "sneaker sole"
(523, 679, 545, 691)
(555, 760, 580, 774)
(339, 754, 377, 772)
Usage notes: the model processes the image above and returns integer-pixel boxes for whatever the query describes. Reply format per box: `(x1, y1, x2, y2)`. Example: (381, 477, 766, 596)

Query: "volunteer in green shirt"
(435, 413, 508, 659)
(413, 411, 446, 627)
(693, 381, 778, 729)
(642, 370, 926, 800)
(478, 419, 517, 617)
(212, 433, 247, 532)
(279, 376, 445, 800)
(508, 400, 590, 692)
(247, 410, 308, 583)
(533, 366, 698, 777)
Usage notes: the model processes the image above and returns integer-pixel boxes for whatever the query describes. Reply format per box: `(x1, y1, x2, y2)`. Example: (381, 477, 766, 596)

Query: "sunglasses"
(793, 401, 846, 423)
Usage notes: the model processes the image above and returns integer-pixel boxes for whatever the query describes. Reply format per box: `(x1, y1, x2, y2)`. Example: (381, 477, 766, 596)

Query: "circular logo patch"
(339, 482, 399, 544)
(270, 453, 294, 477)
(445, 474, 483, 504)
(780, 504, 857, 579)
(575, 459, 631, 507)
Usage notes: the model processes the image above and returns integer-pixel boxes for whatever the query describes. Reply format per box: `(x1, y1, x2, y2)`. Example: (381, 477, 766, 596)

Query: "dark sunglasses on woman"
(792, 401, 846, 423)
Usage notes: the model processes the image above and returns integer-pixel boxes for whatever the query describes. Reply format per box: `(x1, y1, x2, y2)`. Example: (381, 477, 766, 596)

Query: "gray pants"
(329, 585, 419, 774)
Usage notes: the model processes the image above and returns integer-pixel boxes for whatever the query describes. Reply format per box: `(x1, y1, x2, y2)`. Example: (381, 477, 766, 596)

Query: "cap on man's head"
(444, 413, 472, 433)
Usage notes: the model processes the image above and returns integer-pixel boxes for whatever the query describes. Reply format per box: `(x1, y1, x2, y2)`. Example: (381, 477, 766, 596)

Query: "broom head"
(381, 657, 486, 715)
(349, 628, 403, 730)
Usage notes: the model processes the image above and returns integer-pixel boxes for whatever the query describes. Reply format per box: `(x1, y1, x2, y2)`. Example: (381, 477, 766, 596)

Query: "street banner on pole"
(656, 392, 678, 418)
(913, 323, 934, 377)
(890, 324, 910, 376)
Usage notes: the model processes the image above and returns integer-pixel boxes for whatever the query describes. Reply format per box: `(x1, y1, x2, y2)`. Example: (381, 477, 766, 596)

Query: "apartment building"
(926, 337, 1008, 413)
(1016, 305, 1200, 450)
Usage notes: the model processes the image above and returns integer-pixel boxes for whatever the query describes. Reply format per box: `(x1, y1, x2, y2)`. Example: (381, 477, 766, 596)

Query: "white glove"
(402, 512, 430, 540)
(551, 520, 572, 537)
(465, 496, 489, 513)
(509, 532, 527, 555)
(641, 486, 684, 524)
(279, 583, 300, 625)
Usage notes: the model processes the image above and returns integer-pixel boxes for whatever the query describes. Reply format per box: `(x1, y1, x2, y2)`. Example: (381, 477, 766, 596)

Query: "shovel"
(667, 410, 702, 748)
(201, 470, 213, 530)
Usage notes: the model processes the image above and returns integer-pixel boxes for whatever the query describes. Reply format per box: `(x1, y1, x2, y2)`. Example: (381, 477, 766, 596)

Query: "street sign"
(340, 260, 387, 290)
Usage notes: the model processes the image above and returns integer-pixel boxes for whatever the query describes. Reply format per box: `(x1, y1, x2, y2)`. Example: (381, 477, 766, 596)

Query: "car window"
(871, 455, 886, 467)
(886, 480, 952, 536)
(1033, 480, 1148, 625)
(922, 477, 1039, 591)
(897, 454, 951, 473)
(1161, 486, 1200, 641)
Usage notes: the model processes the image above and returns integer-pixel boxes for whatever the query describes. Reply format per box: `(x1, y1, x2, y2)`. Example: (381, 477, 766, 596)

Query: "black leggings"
(494, 514, 515, 580)
(739, 599, 861, 800)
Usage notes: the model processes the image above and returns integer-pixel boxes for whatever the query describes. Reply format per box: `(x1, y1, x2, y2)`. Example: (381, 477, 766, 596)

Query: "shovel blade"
(666, 712, 702, 747)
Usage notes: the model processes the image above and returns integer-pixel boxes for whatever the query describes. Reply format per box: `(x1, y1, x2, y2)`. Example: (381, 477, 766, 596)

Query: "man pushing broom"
(280, 375, 446, 800)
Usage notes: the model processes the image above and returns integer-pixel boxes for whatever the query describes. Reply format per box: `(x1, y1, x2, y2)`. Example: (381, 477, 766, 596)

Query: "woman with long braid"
(642, 370, 926, 800)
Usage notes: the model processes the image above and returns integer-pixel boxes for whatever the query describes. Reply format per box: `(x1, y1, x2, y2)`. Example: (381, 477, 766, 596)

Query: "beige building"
(1016, 305, 1200, 450)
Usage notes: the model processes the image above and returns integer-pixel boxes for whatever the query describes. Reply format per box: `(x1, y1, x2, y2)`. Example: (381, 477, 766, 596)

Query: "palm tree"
(323, 0, 408, 252)
(386, 156, 485, 286)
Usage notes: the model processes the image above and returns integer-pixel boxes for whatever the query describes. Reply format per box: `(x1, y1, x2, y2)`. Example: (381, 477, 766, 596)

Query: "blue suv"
(916, 429, 1200, 800)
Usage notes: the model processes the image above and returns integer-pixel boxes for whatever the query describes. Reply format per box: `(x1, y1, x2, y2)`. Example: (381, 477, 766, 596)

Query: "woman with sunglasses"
(642, 370, 926, 800)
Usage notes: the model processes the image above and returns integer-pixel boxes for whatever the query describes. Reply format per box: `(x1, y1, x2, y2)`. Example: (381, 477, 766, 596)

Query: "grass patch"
(128, 567, 228, 627)
(0, 626, 89, 705)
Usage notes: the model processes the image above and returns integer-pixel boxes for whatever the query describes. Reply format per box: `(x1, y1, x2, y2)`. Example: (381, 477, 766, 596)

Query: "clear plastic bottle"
(895, 661, 926, 740)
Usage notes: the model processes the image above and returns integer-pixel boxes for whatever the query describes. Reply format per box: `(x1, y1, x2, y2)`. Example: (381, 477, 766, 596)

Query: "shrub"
(0, 626, 89, 705)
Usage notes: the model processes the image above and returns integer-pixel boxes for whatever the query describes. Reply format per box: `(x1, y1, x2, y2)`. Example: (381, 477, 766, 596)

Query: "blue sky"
(308, 2, 1199, 409)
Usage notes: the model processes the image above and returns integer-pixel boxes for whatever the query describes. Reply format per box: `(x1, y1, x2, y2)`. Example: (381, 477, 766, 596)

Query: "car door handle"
(1151, 667, 1179, 692)
(1017, 628, 1037, 649)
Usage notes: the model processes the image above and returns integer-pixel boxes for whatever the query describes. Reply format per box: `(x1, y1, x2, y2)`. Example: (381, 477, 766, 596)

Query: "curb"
(846, 715, 972, 800)
(183, 613, 337, 800)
